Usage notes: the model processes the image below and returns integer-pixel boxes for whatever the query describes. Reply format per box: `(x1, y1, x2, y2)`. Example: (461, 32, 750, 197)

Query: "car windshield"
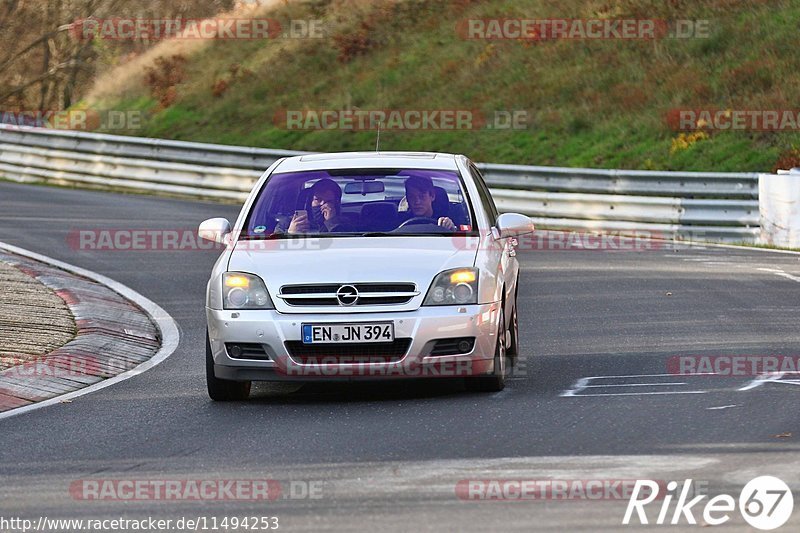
(242, 168, 475, 238)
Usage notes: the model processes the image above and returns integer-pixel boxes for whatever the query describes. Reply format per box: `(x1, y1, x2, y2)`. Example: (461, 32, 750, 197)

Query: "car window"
(242, 168, 476, 238)
(469, 164, 499, 225)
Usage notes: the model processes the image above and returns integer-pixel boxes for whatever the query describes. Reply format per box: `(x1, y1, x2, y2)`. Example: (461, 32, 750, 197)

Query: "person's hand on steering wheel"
(397, 216, 456, 231)
(437, 217, 456, 231)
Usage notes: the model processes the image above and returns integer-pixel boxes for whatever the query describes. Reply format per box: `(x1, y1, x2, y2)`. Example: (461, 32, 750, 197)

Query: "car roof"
(272, 151, 462, 173)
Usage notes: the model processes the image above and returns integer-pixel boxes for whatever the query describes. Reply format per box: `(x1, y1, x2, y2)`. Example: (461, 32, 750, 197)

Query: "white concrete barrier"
(759, 169, 800, 248)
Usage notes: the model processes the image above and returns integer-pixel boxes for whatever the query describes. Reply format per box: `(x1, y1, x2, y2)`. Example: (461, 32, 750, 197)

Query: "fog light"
(458, 339, 473, 353)
(228, 344, 242, 358)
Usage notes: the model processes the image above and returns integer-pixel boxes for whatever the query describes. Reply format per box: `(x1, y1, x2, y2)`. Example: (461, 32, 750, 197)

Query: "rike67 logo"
(623, 477, 793, 530)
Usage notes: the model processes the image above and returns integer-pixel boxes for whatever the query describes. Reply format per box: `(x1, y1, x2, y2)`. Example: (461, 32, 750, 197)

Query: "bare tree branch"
(0, 59, 79, 103)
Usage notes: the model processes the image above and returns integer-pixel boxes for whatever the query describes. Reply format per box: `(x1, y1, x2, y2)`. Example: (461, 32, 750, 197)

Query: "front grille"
(285, 338, 412, 364)
(429, 337, 476, 356)
(225, 343, 270, 360)
(278, 283, 417, 306)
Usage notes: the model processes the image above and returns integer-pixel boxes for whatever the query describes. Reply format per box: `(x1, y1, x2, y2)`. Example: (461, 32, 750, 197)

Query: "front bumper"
(206, 303, 500, 382)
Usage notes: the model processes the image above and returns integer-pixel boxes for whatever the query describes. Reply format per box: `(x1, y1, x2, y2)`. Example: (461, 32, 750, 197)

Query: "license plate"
(302, 323, 394, 344)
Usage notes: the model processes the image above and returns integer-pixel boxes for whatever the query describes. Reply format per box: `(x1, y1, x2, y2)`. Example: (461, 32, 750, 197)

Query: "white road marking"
(679, 258, 740, 267)
(738, 373, 781, 391)
(0, 241, 180, 421)
(583, 382, 687, 388)
(706, 405, 738, 410)
(738, 372, 800, 390)
(561, 373, 712, 397)
(560, 371, 769, 398)
(772, 271, 800, 283)
(560, 377, 590, 397)
(755, 267, 800, 283)
(569, 391, 707, 397)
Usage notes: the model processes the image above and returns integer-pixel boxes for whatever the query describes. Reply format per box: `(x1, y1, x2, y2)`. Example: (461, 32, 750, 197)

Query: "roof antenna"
(375, 120, 381, 152)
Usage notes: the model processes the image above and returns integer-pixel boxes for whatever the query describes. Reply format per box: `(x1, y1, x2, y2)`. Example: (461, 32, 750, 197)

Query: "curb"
(0, 242, 179, 420)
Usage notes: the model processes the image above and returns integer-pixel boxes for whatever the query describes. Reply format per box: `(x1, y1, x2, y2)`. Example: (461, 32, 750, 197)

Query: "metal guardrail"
(0, 125, 298, 170)
(479, 162, 759, 199)
(0, 125, 760, 242)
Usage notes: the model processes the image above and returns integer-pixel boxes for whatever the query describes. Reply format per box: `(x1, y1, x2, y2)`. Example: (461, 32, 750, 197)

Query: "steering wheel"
(397, 216, 439, 228)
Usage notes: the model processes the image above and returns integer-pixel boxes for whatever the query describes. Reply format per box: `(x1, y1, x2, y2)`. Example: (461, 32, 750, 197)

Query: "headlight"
(222, 272, 274, 310)
(423, 268, 479, 306)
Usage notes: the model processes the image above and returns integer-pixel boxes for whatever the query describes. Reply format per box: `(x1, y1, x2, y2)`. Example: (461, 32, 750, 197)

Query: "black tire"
(507, 302, 519, 363)
(465, 305, 507, 392)
(206, 329, 251, 401)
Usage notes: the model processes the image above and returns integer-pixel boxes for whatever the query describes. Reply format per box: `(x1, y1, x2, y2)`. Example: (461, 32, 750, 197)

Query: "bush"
(144, 55, 187, 108)
(772, 148, 800, 173)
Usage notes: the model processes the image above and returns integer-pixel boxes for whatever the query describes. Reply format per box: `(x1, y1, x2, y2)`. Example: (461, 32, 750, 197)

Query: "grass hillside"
(84, 0, 800, 171)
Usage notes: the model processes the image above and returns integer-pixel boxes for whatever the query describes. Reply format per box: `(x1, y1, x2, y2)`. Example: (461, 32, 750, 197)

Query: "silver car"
(199, 152, 534, 400)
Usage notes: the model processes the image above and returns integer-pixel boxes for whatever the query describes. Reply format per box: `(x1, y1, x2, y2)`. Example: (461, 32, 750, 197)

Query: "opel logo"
(336, 284, 359, 306)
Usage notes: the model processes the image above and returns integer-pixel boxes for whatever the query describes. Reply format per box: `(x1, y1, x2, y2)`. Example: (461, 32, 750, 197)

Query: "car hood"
(228, 236, 480, 313)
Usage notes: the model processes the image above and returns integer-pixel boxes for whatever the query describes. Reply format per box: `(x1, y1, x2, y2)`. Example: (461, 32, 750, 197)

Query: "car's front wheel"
(206, 329, 251, 401)
(507, 302, 519, 363)
(465, 305, 507, 392)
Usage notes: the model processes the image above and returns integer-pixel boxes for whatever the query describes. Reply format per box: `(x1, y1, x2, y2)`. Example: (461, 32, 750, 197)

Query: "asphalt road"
(1, 181, 799, 531)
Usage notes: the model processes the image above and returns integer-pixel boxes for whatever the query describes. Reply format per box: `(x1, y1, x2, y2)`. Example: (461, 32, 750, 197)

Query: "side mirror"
(494, 213, 534, 239)
(198, 217, 232, 244)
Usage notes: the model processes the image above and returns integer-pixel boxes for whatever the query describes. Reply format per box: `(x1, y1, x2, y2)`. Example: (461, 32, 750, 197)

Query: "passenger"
(288, 178, 354, 234)
(400, 175, 456, 230)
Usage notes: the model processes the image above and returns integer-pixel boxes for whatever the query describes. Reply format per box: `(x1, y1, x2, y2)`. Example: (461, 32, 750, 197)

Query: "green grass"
(85, 0, 800, 171)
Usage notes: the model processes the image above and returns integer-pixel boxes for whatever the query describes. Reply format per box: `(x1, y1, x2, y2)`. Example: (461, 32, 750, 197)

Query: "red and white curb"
(0, 241, 179, 420)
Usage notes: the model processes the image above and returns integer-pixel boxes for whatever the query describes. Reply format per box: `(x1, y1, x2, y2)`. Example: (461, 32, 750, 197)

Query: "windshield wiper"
(360, 232, 398, 237)
(239, 232, 286, 241)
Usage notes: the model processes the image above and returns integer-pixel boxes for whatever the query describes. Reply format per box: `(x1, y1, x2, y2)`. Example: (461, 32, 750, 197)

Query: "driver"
(400, 176, 456, 231)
